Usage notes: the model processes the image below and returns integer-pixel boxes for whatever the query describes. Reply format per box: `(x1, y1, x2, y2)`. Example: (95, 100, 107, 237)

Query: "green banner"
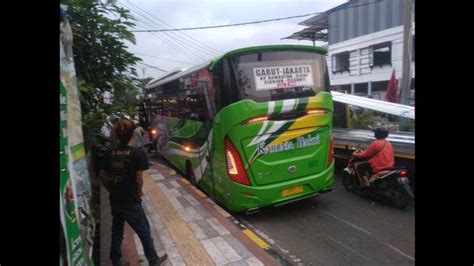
(60, 81, 88, 266)
(60, 5, 94, 265)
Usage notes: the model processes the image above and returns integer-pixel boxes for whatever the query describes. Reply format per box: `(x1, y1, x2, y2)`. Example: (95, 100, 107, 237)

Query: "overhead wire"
(120, 2, 213, 62)
(129, 0, 384, 33)
(125, 0, 222, 56)
(137, 61, 168, 72)
(131, 12, 324, 32)
(119, 2, 204, 63)
(133, 52, 195, 65)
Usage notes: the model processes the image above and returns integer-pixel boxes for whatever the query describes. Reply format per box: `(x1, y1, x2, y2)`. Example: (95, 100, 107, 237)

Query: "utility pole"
(400, 0, 413, 106)
(398, 0, 413, 128)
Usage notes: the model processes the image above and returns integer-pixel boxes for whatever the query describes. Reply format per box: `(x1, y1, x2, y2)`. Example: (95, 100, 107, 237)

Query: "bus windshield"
(222, 50, 329, 102)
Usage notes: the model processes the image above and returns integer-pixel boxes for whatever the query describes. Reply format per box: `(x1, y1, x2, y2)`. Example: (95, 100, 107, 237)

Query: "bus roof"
(208, 44, 327, 70)
(146, 61, 211, 89)
(146, 44, 327, 90)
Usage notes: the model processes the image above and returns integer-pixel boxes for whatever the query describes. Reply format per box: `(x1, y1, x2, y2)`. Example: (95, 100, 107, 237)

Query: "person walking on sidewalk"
(132, 122, 147, 150)
(100, 119, 167, 266)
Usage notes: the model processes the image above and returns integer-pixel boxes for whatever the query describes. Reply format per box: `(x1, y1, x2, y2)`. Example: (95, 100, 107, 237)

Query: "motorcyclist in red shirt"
(353, 127, 395, 187)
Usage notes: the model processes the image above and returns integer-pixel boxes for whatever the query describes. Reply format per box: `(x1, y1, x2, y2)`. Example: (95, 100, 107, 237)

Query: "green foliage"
(399, 120, 415, 132)
(61, 0, 144, 150)
(349, 109, 375, 129)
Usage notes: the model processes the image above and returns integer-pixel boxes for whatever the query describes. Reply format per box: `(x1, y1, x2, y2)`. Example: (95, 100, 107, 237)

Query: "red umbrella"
(385, 70, 399, 103)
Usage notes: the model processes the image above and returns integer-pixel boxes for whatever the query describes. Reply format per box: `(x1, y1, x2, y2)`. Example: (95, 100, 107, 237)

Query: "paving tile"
(207, 217, 231, 236)
(201, 239, 230, 265)
(150, 173, 165, 181)
(223, 235, 254, 260)
(184, 194, 200, 206)
(227, 260, 249, 266)
(185, 206, 204, 222)
(245, 257, 264, 266)
(212, 236, 242, 263)
(187, 222, 208, 240)
(170, 180, 181, 188)
(175, 196, 192, 208)
(196, 219, 220, 239)
(164, 246, 186, 266)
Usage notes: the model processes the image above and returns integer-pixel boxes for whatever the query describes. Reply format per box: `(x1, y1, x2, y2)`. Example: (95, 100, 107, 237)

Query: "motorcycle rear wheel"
(391, 188, 410, 209)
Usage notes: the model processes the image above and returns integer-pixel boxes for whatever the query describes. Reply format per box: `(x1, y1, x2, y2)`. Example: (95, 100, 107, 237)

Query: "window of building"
(332, 52, 350, 73)
(369, 42, 391, 67)
(354, 83, 369, 97)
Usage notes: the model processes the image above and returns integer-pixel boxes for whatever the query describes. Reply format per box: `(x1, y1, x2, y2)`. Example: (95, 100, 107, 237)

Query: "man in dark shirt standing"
(101, 119, 167, 266)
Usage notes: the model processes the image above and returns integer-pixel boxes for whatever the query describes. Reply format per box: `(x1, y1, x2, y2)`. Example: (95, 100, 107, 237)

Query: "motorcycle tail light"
(399, 170, 408, 177)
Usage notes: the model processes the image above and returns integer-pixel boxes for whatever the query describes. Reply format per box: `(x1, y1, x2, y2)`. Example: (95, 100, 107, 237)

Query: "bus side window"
(161, 80, 182, 118)
(185, 94, 202, 121)
(196, 81, 216, 121)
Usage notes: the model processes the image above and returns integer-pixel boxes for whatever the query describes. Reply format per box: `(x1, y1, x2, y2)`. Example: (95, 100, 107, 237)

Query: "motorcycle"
(342, 145, 414, 209)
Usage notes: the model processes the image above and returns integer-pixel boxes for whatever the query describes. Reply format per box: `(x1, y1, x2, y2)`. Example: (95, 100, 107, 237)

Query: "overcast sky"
(118, 0, 347, 79)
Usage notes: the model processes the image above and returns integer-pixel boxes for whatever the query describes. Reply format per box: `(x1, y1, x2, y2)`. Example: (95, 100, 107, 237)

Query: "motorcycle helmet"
(373, 127, 389, 139)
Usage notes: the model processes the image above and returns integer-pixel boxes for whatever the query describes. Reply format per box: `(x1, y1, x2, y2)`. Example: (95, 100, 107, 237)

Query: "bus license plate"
(281, 185, 304, 197)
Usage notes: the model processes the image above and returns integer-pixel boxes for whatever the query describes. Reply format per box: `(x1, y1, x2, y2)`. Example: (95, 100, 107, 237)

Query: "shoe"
(150, 254, 168, 266)
(158, 254, 168, 265)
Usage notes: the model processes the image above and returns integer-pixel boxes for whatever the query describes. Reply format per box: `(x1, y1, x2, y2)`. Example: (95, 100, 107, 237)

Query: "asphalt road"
(234, 165, 415, 265)
(149, 154, 415, 265)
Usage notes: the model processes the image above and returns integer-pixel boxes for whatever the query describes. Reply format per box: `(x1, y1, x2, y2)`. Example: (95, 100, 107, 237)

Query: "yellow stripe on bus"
(266, 117, 317, 148)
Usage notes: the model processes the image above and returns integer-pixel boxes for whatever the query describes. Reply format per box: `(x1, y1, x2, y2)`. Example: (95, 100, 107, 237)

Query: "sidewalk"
(100, 160, 281, 266)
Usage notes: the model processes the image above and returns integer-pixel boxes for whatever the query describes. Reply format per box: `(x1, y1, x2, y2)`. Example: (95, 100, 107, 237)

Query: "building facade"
(284, 0, 415, 103)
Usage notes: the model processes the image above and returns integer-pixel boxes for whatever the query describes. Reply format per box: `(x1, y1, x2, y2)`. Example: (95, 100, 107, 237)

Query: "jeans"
(356, 161, 373, 177)
(110, 202, 158, 265)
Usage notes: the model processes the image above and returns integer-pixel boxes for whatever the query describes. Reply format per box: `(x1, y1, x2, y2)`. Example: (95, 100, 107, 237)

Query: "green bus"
(143, 45, 334, 213)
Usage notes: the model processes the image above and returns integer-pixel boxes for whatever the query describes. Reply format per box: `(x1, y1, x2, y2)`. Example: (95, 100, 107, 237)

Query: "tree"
(349, 109, 375, 130)
(61, 0, 142, 150)
(61, 3, 144, 263)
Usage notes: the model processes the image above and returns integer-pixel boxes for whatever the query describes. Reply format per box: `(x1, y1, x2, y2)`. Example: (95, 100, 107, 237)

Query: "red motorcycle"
(342, 145, 414, 209)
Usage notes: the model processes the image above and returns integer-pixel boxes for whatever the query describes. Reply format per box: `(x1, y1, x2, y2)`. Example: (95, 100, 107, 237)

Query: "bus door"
(192, 80, 216, 197)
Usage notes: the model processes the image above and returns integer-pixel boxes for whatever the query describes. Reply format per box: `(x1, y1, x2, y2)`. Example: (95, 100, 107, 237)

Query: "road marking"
(242, 229, 270, 249)
(236, 218, 298, 265)
(321, 210, 414, 262)
(385, 243, 415, 261)
(320, 210, 373, 236)
(319, 231, 371, 262)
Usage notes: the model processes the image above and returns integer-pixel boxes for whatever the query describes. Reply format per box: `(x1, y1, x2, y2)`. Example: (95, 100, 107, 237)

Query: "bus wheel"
(186, 161, 197, 186)
(154, 139, 163, 159)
